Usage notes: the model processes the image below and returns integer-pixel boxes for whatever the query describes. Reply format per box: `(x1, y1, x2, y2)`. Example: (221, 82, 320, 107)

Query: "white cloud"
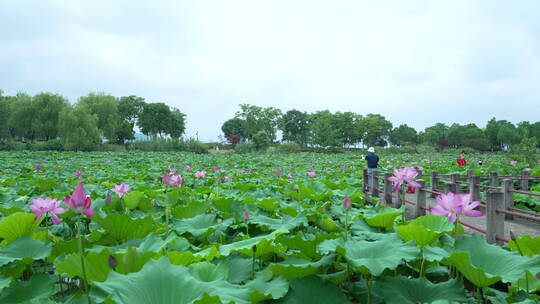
(1, 0, 539, 141)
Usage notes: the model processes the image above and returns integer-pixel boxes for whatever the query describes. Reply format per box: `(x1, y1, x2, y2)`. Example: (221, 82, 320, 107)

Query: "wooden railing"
(363, 169, 539, 245)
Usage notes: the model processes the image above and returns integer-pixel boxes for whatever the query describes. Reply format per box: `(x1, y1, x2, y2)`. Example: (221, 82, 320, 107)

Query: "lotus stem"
(419, 248, 426, 277)
(344, 209, 348, 241)
(512, 238, 529, 292)
(365, 275, 372, 304)
(77, 221, 91, 304)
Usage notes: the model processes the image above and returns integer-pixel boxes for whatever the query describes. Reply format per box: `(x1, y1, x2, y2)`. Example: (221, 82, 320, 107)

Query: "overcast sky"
(1, 1, 539, 141)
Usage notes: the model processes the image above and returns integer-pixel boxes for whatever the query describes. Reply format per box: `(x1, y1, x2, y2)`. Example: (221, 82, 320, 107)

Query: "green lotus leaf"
(197, 228, 288, 258)
(396, 215, 455, 247)
(445, 235, 540, 287)
(361, 207, 403, 230)
(245, 272, 289, 303)
(0, 236, 51, 267)
(276, 275, 348, 304)
(508, 235, 540, 257)
(249, 214, 307, 231)
(257, 198, 279, 212)
(94, 257, 252, 304)
(0, 275, 11, 294)
(124, 190, 145, 209)
(315, 215, 339, 232)
(168, 251, 202, 266)
(55, 249, 111, 282)
(112, 247, 154, 275)
(94, 213, 154, 242)
(378, 276, 468, 304)
(172, 201, 210, 219)
(317, 238, 346, 255)
(173, 214, 216, 237)
(0, 274, 54, 304)
(224, 254, 253, 284)
(0, 212, 40, 243)
(344, 238, 419, 276)
(277, 232, 333, 259)
(269, 254, 335, 280)
(189, 261, 229, 282)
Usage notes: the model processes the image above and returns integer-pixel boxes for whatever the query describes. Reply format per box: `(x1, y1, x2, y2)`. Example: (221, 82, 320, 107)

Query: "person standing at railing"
(364, 147, 379, 189)
(457, 152, 467, 167)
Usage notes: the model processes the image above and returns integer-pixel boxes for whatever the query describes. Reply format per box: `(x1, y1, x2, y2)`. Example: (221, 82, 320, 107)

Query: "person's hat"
(367, 147, 375, 153)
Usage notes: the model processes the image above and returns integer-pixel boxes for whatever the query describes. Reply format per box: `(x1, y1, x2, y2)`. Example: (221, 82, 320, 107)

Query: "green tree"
(423, 123, 448, 145)
(447, 123, 485, 148)
(279, 109, 310, 146)
(58, 104, 101, 151)
(235, 104, 282, 141)
(360, 114, 393, 146)
(221, 118, 247, 144)
(389, 124, 418, 146)
(334, 112, 362, 147)
(252, 130, 271, 150)
(116, 96, 145, 144)
(308, 110, 341, 147)
(7, 93, 36, 140)
(167, 108, 186, 139)
(31, 92, 69, 140)
(79, 92, 120, 142)
(138, 102, 172, 138)
(0, 92, 11, 140)
(497, 123, 520, 147)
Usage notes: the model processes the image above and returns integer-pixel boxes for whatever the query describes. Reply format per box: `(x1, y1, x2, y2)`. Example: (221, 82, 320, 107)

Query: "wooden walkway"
(396, 192, 540, 239)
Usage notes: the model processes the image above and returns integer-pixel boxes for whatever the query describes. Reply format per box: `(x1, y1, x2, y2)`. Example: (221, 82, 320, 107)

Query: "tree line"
(222, 104, 540, 151)
(0, 90, 186, 150)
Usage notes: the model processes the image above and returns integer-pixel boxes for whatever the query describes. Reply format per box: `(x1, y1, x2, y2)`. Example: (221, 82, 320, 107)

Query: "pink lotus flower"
(185, 165, 192, 172)
(73, 171, 82, 178)
(111, 184, 130, 198)
(224, 176, 232, 182)
(168, 166, 178, 175)
(524, 168, 531, 172)
(64, 183, 93, 218)
(276, 168, 282, 177)
(418, 166, 424, 171)
(387, 166, 422, 191)
(510, 161, 517, 166)
(343, 196, 352, 210)
(211, 166, 219, 171)
(242, 209, 249, 220)
(162, 173, 171, 185)
(307, 170, 316, 178)
(431, 192, 483, 223)
(195, 171, 206, 179)
(247, 169, 253, 175)
(29, 197, 67, 225)
(286, 173, 293, 179)
(35, 164, 42, 171)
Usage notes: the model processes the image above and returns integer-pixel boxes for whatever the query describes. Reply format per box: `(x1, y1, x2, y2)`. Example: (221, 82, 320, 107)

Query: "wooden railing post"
(371, 170, 379, 197)
(470, 175, 480, 201)
(363, 169, 368, 194)
(521, 170, 529, 191)
(486, 190, 504, 245)
(430, 171, 439, 198)
(384, 173, 392, 206)
(443, 183, 457, 194)
(414, 180, 426, 218)
(502, 179, 514, 221)
(467, 169, 474, 181)
(451, 173, 460, 193)
(490, 172, 499, 187)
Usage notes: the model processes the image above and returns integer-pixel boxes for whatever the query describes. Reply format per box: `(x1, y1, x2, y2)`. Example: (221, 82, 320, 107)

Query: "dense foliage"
(222, 104, 540, 151)
(0, 91, 186, 149)
(0, 151, 538, 303)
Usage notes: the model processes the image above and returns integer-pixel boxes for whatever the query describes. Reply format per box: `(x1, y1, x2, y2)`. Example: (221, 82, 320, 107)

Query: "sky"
(1, 0, 539, 142)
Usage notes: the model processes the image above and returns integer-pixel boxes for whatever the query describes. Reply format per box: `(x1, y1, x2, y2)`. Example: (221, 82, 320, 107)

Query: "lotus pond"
(0, 151, 538, 303)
